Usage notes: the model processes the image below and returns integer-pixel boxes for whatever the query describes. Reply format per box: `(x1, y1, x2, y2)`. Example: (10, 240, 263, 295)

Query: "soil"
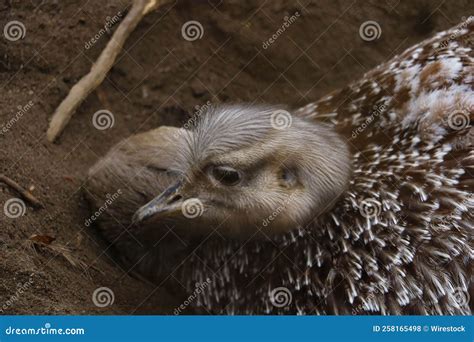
(0, 0, 472, 314)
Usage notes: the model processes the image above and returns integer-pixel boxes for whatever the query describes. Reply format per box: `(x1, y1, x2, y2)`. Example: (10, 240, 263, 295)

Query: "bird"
(85, 20, 473, 315)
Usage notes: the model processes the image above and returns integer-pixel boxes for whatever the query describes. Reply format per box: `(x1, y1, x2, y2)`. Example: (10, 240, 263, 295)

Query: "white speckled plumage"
(86, 20, 473, 315)
(182, 20, 473, 315)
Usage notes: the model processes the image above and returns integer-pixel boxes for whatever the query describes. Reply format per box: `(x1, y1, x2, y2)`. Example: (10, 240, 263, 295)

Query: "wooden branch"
(0, 174, 44, 208)
(46, 0, 164, 142)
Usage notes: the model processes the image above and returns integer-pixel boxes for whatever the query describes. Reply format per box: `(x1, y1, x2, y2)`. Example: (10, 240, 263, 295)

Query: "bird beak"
(132, 182, 184, 225)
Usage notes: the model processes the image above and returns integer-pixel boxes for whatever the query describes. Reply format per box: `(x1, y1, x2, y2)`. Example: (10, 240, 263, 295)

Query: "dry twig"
(0, 174, 44, 208)
(47, 0, 164, 142)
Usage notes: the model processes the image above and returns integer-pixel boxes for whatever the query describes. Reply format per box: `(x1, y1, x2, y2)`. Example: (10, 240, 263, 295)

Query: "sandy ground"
(0, 0, 472, 314)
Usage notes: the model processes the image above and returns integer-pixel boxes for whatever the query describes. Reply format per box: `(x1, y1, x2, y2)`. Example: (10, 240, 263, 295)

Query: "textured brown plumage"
(85, 21, 473, 315)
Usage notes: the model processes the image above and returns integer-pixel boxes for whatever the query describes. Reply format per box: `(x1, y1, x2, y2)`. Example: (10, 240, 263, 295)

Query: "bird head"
(133, 105, 351, 238)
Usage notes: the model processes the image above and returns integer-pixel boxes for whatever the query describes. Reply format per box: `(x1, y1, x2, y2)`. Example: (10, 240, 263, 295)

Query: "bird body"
(85, 21, 473, 315)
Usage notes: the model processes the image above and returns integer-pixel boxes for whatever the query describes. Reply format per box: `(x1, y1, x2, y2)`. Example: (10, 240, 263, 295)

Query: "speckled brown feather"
(176, 20, 473, 314)
(85, 21, 473, 315)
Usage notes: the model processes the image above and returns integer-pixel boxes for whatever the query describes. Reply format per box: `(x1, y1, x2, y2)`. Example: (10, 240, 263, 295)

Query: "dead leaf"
(29, 234, 56, 245)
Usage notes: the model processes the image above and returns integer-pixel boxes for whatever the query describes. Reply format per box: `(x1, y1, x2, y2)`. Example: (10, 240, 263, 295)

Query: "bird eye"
(211, 166, 241, 186)
(280, 167, 297, 188)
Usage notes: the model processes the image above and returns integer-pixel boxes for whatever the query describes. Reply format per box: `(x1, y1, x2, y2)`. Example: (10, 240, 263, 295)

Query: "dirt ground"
(0, 0, 472, 314)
